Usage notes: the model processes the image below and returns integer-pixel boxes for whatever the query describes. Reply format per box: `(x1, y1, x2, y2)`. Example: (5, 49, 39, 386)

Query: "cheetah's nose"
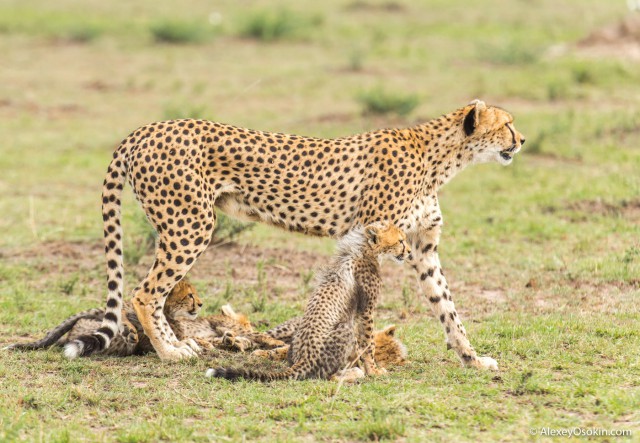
(198, 303, 203, 308)
(407, 252, 413, 261)
(520, 137, 526, 146)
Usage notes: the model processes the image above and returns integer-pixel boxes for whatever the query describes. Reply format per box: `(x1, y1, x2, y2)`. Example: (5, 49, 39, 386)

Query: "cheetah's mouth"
(499, 145, 520, 164)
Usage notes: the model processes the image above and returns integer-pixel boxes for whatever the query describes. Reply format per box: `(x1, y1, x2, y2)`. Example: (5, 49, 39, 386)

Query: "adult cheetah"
(64, 99, 525, 369)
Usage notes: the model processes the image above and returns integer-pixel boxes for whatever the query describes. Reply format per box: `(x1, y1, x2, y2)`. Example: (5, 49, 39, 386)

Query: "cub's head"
(462, 99, 526, 166)
(220, 304, 254, 332)
(374, 325, 409, 368)
(164, 279, 202, 320)
(364, 223, 412, 263)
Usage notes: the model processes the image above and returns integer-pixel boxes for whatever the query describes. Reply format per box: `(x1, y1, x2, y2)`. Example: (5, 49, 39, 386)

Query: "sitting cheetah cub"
(206, 222, 411, 382)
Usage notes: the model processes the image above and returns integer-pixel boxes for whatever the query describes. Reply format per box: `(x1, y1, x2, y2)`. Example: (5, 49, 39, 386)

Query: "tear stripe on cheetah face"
(65, 99, 522, 362)
(206, 223, 409, 381)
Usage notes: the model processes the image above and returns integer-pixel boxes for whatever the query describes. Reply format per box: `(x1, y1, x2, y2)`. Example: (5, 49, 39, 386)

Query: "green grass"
(238, 8, 323, 42)
(150, 20, 213, 44)
(1, 0, 639, 441)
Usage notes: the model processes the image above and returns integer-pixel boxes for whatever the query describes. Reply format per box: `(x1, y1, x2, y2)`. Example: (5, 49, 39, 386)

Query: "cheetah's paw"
(474, 356, 499, 371)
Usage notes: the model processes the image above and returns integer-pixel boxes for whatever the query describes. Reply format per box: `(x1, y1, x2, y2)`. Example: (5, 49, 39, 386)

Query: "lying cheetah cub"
(206, 222, 411, 382)
(175, 305, 285, 353)
(7, 280, 282, 355)
(8, 280, 201, 356)
(254, 320, 409, 369)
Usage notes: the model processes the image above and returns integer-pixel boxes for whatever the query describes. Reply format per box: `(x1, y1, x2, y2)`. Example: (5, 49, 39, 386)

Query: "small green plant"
(347, 47, 367, 71)
(248, 288, 267, 313)
(239, 9, 322, 41)
(150, 20, 211, 44)
(220, 280, 234, 301)
(572, 66, 595, 85)
(58, 275, 79, 295)
(358, 87, 419, 116)
(299, 269, 314, 297)
(212, 212, 254, 245)
(401, 281, 415, 311)
(480, 42, 540, 65)
(64, 24, 102, 43)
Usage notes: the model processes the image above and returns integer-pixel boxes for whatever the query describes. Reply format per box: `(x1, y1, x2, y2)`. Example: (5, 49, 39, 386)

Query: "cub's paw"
(194, 338, 214, 351)
(122, 324, 139, 346)
(367, 366, 388, 376)
(331, 367, 365, 383)
(232, 336, 253, 352)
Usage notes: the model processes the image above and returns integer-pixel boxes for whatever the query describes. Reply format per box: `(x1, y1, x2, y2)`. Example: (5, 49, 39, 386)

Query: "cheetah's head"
(463, 99, 526, 166)
(164, 279, 203, 320)
(364, 223, 412, 263)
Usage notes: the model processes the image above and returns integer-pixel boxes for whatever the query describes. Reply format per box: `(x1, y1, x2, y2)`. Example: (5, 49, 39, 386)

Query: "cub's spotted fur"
(9, 280, 281, 356)
(255, 321, 409, 369)
(173, 304, 285, 353)
(66, 100, 523, 370)
(206, 223, 411, 381)
(9, 280, 201, 356)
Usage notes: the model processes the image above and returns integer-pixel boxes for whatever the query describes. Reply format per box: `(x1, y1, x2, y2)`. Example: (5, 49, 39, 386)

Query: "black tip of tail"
(205, 367, 246, 381)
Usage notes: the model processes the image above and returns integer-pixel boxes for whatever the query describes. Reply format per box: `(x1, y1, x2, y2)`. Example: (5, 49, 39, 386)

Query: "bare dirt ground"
(560, 14, 640, 60)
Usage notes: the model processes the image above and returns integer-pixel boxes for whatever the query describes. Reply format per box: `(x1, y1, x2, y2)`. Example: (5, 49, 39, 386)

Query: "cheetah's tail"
(64, 143, 129, 359)
(205, 361, 305, 382)
(5, 309, 104, 351)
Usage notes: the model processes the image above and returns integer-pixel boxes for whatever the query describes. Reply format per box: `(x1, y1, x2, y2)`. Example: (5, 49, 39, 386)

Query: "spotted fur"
(254, 321, 408, 369)
(206, 223, 410, 381)
(65, 99, 524, 368)
(9, 280, 200, 356)
(173, 304, 285, 352)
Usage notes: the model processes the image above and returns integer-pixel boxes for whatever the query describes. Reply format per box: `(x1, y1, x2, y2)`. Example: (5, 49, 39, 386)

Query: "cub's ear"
(382, 325, 396, 336)
(365, 225, 379, 245)
(463, 99, 487, 136)
(220, 304, 237, 318)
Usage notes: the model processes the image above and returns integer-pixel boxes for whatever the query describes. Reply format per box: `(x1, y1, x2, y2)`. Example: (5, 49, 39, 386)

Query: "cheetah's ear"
(221, 304, 237, 318)
(382, 325, 396, 336)
(463, 99, 487, 136)
(365, 226, 379, 246)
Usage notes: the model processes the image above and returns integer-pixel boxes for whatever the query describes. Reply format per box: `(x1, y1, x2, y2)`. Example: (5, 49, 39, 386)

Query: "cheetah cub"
(7, 280, 282, 356)
(206, 222, 411, 382)
(7, 280, 202, 356)
(254, 320, 409, 369)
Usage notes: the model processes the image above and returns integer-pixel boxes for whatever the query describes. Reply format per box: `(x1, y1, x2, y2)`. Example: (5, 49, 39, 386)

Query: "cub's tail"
(64, 143, 128, 359)
(6, 308, 103, 351)
(205, 361, 305, 382)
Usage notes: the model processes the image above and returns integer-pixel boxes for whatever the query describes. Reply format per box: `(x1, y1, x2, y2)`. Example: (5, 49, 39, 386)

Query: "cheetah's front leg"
(409, 228, 498, 371)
